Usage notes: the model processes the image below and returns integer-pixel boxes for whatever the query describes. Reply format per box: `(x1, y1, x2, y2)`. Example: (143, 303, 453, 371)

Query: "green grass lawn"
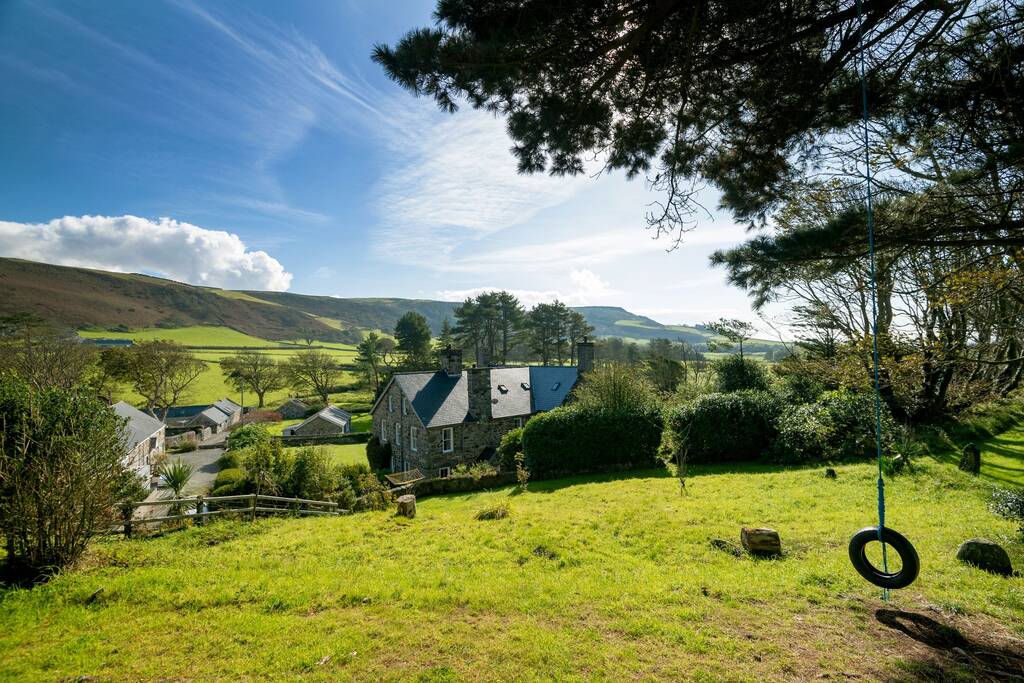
(977, 423, 1024, 488)
(2, 455, 1021, 681)
(283, 443, 368, 468)
(79, 325, 291, 347)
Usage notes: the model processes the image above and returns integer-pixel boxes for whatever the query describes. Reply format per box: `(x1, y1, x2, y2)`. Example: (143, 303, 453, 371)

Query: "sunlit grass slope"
(1, 459, 1021, 681)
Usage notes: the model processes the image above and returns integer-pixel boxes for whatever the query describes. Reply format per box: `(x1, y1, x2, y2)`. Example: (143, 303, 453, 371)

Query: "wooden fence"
(114, 493, 349, 537)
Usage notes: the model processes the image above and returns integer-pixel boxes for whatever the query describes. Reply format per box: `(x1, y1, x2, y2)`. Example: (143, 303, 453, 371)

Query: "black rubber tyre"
(848, 526, 920, 590)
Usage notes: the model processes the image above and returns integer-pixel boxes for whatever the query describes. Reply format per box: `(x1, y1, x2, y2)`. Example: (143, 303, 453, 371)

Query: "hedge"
(522, 406, 663, 479)
(771, 389, 896, 463)
(667, 391, 781, 463)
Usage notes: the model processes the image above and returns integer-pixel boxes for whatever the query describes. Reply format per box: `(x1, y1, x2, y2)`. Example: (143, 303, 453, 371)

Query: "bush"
(365, 435, 391, 471)
(498, 427, 524, 471)
(241, 439, 293, 493)
(332, 478, 357, 511)
(991, 487, 1024, 537)
(667, 391, 781, 463)
(772, 372, 825, 405)
(571, 363, 658, 411)
(771, 390, 896, 463)
(522, 406, 663, 479)
(285, 447, 336, 500)
(352, 472, 395, 511)
(227, 423, 271, 451)
(0, 375, 130, 580)
(712, 355, 771, 393)
(211, 467, 247, 496)
(217, 451, 241, 469)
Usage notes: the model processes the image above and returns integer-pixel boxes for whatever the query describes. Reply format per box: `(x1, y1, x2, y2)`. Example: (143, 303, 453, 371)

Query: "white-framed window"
(402, 398, 408, 415)
(514, 417, 523, 429)
(380, 422, 388, 443)
(441, 427, 454, 453)
(388, 395, 394, 412)
(394, 422, 401, 447)
(410, 425, 418, 452)
(438, 467, 451, 479)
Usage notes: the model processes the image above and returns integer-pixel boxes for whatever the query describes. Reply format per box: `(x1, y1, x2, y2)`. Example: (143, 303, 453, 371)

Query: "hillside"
(1, 458, 1021, 680)
(0, 258, 778, 347)
(0, 258, 337, 341)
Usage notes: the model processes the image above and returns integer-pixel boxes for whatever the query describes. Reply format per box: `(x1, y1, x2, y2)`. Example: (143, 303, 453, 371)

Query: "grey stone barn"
(371, 342, 594, 477)
(283, 405, 351, 437)
(276, 398, 311, 420)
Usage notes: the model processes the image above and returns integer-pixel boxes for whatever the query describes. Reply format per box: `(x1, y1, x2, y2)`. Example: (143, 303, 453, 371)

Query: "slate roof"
(188, 406, 231, 427)
(113, 402, 164, 451)
(383, 366, 580, 428)
(213, 398, 242, 417)
(277, 398, 309, 410)
(285, 405, 351, 434)
(529, 366, 580, 412)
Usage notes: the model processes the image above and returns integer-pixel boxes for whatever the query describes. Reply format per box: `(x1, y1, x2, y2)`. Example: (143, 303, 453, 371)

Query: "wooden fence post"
(121, 503, 133, 539)
(250, 493, 258, 521)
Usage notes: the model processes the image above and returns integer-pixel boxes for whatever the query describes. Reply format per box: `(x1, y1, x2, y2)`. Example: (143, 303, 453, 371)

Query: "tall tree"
(0, 316, 98, 392)
(394, 312, 433, 369)
(495, 292, 525, 364)
(284, 350, 338, 405)
(220, 351, 284, 408)
(526, 300, 571, 365)
(102, 341, 205, 419)
(704, 319, 757, 360)
(355, 332, 394, 394)
(438, 317, 455, 349)
(566, 310, 595, 365)
(374, 1, 972, 244)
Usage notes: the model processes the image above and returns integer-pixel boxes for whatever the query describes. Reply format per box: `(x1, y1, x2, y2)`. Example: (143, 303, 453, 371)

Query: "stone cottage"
(112, 401, 165, 484)
(283, 405, 351, 437)
(371, 340, 594, 477)
(276, 398, 311, 420)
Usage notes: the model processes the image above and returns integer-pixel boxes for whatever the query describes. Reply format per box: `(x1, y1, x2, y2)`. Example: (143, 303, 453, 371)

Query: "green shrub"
(667, 391, 781, 463)
(285, 447, 335, 500)
(771, 390, 896, 463)
(991, 488, 1024, 538)
(772, 372, 825, 405)
(227, 423, 271, 451)
(522, 406, 663, 479)
(217, 451, 241, 469)
(212, 467, 247, 495)
(365, 435, 391, 471)
(241, 439, 293, 493)
(352, 473, 395, 511)
(712, 355, 770, 393)
(332, 478, 357, 511)
(498, 427, 524, 471)
(571, 363, 658, 411)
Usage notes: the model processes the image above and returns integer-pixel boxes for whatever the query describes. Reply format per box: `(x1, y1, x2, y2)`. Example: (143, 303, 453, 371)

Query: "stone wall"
(372, 381, 428, 473)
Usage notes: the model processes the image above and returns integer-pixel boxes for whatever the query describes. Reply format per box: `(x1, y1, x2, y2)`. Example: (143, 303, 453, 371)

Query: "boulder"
(956, 538, 1012, 576)
(396, 494, 416, 519)
(958, 443, 981, 474)
(741, 527, 782, 557)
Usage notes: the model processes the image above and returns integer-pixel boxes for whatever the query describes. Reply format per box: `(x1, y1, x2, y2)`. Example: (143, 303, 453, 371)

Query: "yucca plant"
(158, 459, 194, 516)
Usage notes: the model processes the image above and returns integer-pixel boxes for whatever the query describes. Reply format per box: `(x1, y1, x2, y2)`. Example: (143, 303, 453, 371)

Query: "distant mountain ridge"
(0, 257, 752, 345)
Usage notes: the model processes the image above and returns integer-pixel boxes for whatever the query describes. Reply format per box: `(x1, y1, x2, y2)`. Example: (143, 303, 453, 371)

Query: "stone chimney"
(475, 345, 491, 369)
(467, 366, 492, 422)
(576, 337, 595, 374)
(440, 346, 462, 376)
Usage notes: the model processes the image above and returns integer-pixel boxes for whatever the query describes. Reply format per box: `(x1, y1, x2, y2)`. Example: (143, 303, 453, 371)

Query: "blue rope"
(855, 0, 890, 601)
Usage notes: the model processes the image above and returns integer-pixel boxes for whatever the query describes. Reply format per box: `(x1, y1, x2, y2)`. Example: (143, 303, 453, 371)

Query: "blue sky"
(0, 0, 770, 329)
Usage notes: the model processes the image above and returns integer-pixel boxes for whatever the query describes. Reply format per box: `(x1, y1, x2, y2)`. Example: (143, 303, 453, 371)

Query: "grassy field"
(78, 326, 366, 410)
(283, 443, 369, 467)
(1, 454, 1022, 681)
(977, 424, 1024, 487)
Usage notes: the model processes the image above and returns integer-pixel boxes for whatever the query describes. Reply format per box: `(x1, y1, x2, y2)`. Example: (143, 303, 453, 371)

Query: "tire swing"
(846, 0, 919, 597)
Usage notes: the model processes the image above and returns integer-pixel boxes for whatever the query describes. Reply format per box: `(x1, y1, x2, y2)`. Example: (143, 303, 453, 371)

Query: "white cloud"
(374, 106, 593, 265)
(0, 215, 292, 290)
(439, 269, 614, 308)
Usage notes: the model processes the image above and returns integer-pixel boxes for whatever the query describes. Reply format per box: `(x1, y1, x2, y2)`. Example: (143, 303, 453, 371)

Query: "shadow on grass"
(876, 609, 1024, 682)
